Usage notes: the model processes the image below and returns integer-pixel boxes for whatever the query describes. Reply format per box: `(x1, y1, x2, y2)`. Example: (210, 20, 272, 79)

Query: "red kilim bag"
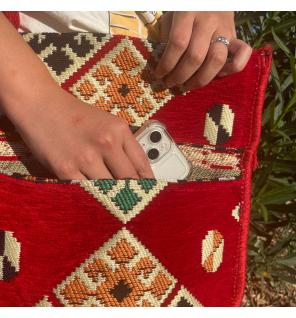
(0, 32, 272, 307)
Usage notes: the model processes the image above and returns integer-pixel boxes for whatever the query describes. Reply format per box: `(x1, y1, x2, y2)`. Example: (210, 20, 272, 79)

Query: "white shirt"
(19, 11, 110, 33)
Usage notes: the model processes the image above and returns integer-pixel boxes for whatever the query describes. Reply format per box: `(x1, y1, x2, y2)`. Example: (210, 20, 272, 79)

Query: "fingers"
(158, 11, 173, 43)
(81, 140, 153, 180)
(123, 132, 155, 178)
(153, 12, 194, 79)
(72, 119, 154, 180)
(153, 12, 251, 90)
(80, 157, 113, 180)
(69, 172, 88, 181)
(56, 166, 88, 181)
(103, 148, 140, 179)
(218, 39, 253, 77)
(164, 21, 214, 88)
(184, 36, 228, 90)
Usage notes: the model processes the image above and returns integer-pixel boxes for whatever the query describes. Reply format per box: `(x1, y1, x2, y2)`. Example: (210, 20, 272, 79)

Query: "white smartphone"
(134, 120, 192, 181)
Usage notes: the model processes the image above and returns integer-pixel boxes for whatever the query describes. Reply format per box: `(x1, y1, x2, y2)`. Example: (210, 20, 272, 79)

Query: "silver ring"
(211, 36, 230, 48)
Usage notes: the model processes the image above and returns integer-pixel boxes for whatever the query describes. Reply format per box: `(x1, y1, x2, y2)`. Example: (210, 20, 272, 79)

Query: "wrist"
(0, 76, 65, 126)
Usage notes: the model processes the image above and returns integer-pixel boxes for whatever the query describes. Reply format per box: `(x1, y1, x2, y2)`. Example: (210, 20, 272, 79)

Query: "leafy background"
(235, 12, 296, 306)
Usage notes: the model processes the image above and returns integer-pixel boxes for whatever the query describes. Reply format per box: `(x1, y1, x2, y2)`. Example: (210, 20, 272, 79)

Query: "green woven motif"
(93, 179, 117, 194)
(112, 180, 142, 213)
(80, 179, 168, 223)
(137, 179, 157, 193)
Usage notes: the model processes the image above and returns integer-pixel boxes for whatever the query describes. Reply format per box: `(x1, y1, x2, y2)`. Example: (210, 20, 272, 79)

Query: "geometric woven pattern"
(53, 228, 178, 306)
(70, 37, 174, 126)
(0, 129, 242, 182)
(80, 179, 167, 223)
(201, 230, 224, 273)
(21, 33, 176, 127)
(0, 230, 21, 281)
(22, 33, 109, 85)
(179, 143, 242, 181)
(0, 33, 242, 184)
(168, 286, 203, 307)
(35, 296, 53, 307)
(0, 30, 273, 307)
(204, 104, 235, 145)
(232, 203, 241, 222)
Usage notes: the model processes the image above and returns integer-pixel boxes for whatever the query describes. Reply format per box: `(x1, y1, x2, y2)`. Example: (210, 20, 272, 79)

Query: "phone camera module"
(147, 148, 159, 160)
(149, 131, 162, 143)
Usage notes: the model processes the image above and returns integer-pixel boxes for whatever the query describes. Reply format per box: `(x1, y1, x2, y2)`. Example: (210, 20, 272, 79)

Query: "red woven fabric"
(2, 11, 20, 29)
(0, 33, 272, 307)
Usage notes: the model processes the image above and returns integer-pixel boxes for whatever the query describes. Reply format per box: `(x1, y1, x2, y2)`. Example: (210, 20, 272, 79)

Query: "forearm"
(0, 13, 62, 124)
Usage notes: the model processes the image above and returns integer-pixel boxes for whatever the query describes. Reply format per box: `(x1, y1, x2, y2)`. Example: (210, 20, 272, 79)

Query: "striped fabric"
(109, 11, 162, 41)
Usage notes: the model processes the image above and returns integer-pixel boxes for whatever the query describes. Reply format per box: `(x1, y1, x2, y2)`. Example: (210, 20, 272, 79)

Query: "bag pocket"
(0, 129, 242, 184)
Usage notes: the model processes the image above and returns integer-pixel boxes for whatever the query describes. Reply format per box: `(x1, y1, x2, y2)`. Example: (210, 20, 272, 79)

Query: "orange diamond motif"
(70, 37, 175, 126)
(54, 228, 177, 306)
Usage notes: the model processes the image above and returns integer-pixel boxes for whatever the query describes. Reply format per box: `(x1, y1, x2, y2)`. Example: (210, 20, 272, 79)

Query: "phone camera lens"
(149, 131, 162, 143)
(147, 148, 159, 160)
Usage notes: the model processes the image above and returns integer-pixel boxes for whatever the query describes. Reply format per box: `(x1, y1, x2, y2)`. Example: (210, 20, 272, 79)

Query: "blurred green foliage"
(235, 12, 296, 291)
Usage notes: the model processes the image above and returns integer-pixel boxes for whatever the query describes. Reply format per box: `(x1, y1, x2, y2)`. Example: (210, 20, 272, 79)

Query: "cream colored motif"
(71, 37, 174, 126)
(201, 230, 224, 273)
(35, 296, 53, 307)
(204, 104, 235, 145)
(80, 179, 167, 223)
(22, 33, 111, 85)
(53, 228, 177, 307)
(232, 203, 241, 222)
(0, 231, 21, 281)
(168, 285, 203, 307)
(179, 144, 241, 181)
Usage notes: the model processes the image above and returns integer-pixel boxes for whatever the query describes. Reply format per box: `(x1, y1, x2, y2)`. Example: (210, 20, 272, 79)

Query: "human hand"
(12, 88, 154, 180)
(153, 11, 252, 90)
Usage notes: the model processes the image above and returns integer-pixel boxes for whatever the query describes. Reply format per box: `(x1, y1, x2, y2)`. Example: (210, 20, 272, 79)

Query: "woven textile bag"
(0, 32, 271, 307)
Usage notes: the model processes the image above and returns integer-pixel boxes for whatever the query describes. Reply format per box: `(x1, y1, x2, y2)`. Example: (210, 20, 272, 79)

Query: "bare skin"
(155, 12, 252, 89)
(0, 12, 252, 181)
(0, 13, 154, 180)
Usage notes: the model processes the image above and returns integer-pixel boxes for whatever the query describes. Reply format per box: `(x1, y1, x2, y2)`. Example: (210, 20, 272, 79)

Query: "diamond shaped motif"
(80, 179, 167, 223)
(53, 228, 177, 306)
(110, 279, 132, 302)
(70, 37, 174, 126)
(112, 182, 142, 213)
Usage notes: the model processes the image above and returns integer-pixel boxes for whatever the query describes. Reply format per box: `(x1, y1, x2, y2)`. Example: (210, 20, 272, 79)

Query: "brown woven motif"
(0, 230, 21, 281)
(54, 228, 178, 306)
(204, 104, 235, 145)
(168, 286, 203, 307)
(70, 37, 174, 126)
(22, 33, 110, 85)
(0, 33, 243, 184)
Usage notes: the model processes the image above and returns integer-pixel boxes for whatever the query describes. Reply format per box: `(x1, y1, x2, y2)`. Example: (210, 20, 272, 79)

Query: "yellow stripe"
(109, 11, 162, 40)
